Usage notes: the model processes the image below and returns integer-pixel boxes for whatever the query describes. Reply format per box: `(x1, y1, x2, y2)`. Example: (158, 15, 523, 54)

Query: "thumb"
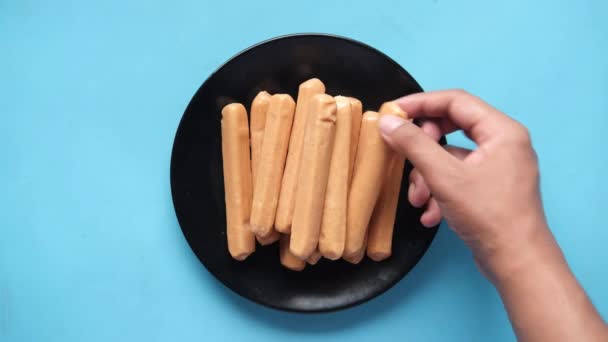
(379, 115, 459, 182)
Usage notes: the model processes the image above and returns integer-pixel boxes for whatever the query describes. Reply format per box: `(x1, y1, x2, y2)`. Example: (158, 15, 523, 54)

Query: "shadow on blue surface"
(209, 223, 471, 332)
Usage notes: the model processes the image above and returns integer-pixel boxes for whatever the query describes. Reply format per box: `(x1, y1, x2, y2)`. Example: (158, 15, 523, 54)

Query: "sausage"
(289, 94, 337, 259)
(250, 92, 283, 244)
(250, 91, 271, 185)
(280, 234, 306, 271)
(347, 98, 363, 185)
(344, 233, 367, 264)
(250, 95, 296, 237)
(256, 230, 280, 246)
(318, 96, 354, 260)
(343, 111, 390, 259)
(367, 102, 409, 261)
(306, 249, 322, 265)
(274, 79, 326, 233)
(221, 103, 256, 260)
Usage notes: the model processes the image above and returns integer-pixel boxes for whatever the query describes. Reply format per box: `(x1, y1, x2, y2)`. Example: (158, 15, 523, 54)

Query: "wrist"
(479, 219, 608, 342)
(473, 216, 562, 285)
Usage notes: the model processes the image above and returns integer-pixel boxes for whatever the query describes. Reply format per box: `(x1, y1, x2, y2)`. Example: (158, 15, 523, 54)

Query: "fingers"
(421, 198, 441, 228)
(379, 115, 460, 182)
(420, 119, 458, 140)
(395, 89, 508, 144)
(408, 168, 430, 208)
(445, 145, 472, 161)
(408, 145, 472, 227)
(407, 145, 472, 207)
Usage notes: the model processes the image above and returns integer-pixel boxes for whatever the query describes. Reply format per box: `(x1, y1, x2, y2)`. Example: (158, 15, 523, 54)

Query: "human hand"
(379, 90, 549, 279)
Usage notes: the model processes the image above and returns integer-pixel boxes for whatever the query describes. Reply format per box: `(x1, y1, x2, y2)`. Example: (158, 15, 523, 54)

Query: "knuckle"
(501, 122, 532, 147)
(450, 88, 469, 97)
(528, 148, 540, 177)
(531, 161, 540, 179)
(513, 124, 532, 145)
(450, 89, 480, 104)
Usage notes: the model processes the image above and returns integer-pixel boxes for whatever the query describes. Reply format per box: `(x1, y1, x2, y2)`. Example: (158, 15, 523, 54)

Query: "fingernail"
(379, 115, 407, 135)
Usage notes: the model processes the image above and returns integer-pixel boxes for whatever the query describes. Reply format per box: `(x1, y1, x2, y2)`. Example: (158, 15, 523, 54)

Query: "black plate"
(170, 33, 442, 313)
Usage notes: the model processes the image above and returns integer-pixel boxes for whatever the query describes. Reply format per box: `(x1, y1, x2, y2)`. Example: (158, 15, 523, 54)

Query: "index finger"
(395, 89, 510, 144)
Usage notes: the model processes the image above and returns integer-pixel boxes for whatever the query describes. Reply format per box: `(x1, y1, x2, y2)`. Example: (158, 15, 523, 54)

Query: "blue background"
(2, 0, 607, 341)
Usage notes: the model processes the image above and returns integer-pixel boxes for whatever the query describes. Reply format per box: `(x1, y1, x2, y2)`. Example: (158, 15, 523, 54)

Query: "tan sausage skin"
(221, 103, 256, 260)
(318, 96, 354, 260)
(367, 102, 409, 261)
(344, 233, 367, 264)
(250, 91, 271, 185)
(280, 234, 306, 271)
(344, 111, 390, 259)
(250, 91, 283, 245)
(256, 230, 280, 246)
(306, 249, 322, 265)
(347, 98, 363, 185)
(274, 79, 325, 233)
(289, 94, 337, 260)
(250, 94, 295, 238)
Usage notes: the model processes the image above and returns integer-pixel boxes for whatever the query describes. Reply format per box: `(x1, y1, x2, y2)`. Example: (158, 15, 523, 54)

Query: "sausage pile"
(221, 78, 408, 270)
